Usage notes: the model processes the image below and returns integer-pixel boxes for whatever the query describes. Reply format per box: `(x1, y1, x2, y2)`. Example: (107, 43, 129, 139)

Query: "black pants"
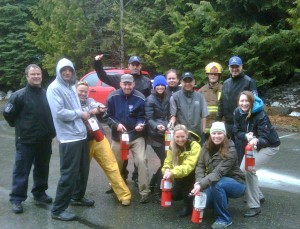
(52, 139, 89, 214)
(10, 140, 52, 203)
(172, 171, 195, 202)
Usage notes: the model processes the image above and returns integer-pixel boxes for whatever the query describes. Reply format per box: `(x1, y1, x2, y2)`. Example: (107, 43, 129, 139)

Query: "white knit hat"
(210, 122, 226, 135)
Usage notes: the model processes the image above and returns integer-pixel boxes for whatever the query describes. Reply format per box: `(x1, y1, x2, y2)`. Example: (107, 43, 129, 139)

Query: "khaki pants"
(89, 137, 131, 202)
(112, 137, 150, 196)
(240, 146, 279, 208)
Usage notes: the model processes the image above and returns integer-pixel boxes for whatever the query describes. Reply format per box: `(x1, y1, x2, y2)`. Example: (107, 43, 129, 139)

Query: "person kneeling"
(191, 122, 246, 229)
(162, 124, 201, 217)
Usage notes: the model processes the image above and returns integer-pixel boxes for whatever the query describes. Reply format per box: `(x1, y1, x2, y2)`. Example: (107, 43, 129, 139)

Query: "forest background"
(1, 0, 300, 91)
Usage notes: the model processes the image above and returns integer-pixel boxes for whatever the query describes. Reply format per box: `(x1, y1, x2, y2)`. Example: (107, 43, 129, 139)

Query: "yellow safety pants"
(89, 137, 131, 202)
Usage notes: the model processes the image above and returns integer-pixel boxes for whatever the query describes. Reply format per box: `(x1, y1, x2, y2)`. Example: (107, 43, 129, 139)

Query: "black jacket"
(94, 60, 152, 98)
(165, 85, 181, 101)
(3, 84, 56, 144)
(233, 108, 280, 151)
(216, 73, 257, 124)
(145, 92, 170, 145)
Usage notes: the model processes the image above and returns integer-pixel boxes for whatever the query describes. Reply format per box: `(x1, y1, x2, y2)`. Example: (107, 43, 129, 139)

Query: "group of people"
(3, 54, 280, 228)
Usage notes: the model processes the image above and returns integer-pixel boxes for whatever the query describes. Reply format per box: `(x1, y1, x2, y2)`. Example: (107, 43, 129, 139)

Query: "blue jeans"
(204, 177, 246, 224)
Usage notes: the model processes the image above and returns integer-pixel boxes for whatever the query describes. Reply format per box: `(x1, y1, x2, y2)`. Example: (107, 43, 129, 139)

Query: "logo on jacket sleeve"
(4, 103, 13, 113)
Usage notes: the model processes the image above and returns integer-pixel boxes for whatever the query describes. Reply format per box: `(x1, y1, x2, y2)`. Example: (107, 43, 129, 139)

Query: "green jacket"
(195, 140, 245, 190)
(162, 141, 201, 178)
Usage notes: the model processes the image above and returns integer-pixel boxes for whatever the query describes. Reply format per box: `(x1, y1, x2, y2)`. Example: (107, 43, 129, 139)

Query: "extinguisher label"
(194, 193, 207, 209)
(165, 201, 172, 206)
(165, 134, 171, 141)
(88, 118, 100, 131)
(246, 150, 254, 158)
(163, 180, 172, 189)
(122, 133, 129, 143)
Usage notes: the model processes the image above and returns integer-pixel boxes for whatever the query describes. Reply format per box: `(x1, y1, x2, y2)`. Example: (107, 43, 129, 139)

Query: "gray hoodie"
(47, 58, 87, 142)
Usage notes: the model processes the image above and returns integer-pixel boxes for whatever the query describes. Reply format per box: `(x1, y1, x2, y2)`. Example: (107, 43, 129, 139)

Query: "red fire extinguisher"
(245, 144, 255, 172)
(120, 133, 129, 160)
(160, 178, 172, 207)
(191, 192, 206, 224)
(164, 130, 173, 154)
(85, 117, 104, 142)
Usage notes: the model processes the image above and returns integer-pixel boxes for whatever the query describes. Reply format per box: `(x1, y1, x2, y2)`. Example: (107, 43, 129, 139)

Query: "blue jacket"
(106, 88, 146, 142)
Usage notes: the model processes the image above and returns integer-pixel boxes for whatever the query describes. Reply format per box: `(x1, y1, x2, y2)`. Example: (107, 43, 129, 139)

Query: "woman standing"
(191, 122, 246, 229)
(234, 91, 280, 217)
(162, 124, 201, 217)
(145, 75, 170, 195)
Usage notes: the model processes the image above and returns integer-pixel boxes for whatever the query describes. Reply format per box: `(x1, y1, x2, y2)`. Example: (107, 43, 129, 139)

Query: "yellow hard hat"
(205, 62, 223, 74)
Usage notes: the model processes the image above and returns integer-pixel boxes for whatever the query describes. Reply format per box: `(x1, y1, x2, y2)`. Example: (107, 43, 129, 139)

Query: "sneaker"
(244, 208, 261, 217)
(34, 194, 53, 204)
(211, 221, 232, 229)
(121, 199, 131, 206)
(12, 203, 23, 214)
(51, 211, 76, 221)
(70, 197, 95, 207)
(140, 194, 150, 204)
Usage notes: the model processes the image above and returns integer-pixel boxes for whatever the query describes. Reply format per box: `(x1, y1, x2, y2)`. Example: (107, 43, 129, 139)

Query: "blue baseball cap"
(128, 56, 141, 64)
(228, 56, 243, 66)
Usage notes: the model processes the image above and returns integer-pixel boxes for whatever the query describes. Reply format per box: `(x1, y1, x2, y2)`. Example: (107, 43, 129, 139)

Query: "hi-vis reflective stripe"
(208, 106, 218, 113)
(218, 92, 221, 101)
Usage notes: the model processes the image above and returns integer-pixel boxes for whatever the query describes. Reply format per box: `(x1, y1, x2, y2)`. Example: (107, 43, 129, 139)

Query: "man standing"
(170, 72, 209, 142)
(3, 64, 55, 214)
(94, 54, 152, 184)
(216, 56, 258, 140)
(94, 54, 152, 97)
(165, 69, 181, 100)
(199, 62, 223, 133)
(47, 58, 94, 221)
(106, 74, 151, 203)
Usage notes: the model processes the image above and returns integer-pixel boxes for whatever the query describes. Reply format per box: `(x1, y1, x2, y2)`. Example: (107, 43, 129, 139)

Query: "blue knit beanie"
(153, 75, 167, 88)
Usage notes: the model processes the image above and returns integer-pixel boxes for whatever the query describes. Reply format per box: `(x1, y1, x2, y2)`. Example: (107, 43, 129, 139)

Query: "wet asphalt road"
(0, 119, 300, 229)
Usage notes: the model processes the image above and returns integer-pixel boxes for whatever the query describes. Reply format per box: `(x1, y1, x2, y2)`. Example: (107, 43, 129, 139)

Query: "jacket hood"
(55, 58, 76, 86)
(252, 96, 264, 113)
